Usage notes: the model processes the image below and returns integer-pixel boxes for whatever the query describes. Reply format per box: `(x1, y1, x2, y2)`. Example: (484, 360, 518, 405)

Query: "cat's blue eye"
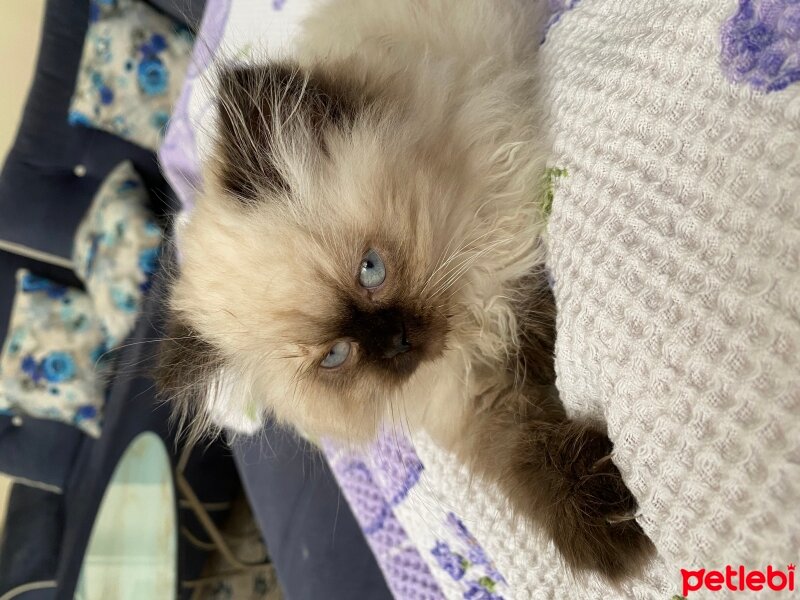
(321, 341, 351, 368)
(359, 249, 386, 288)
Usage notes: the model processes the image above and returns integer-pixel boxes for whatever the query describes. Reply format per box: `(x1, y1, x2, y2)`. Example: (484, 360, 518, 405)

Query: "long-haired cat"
(158, 0, 655, 581)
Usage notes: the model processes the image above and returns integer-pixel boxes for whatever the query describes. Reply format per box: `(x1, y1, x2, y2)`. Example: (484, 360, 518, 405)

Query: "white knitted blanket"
(160, 1, 800, 598)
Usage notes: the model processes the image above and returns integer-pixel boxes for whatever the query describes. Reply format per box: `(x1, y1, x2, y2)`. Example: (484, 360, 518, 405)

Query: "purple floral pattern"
(160, 0, 232, 212)
(430, 514, 507, 599)
(721, 0, 800, 92)
(327, 433, 444, 599)
(187, 0, 232, 79)
(445, 514, 505, 586)
(542, 0, 581, 42)
(431, 542, 466, 580)
(327, 431, 507, 599)
(370, 432, 424, 504)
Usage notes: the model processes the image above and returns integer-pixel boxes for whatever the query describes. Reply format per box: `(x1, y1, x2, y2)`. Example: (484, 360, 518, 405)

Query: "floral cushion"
(73, 160, 163, 347)
(0, 271, 107, 437)
(69, 0, 194, 151)
(0, 161, 164, 437)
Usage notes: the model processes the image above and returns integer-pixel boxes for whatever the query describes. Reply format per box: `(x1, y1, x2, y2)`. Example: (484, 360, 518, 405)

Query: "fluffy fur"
(158, 0, 655, 581)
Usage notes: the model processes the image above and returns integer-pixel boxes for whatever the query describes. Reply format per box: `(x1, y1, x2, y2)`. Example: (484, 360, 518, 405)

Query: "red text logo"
(681, 565, 795, 596)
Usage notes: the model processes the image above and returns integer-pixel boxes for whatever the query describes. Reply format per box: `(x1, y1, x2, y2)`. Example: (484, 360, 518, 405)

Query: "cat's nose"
(383, 328, 411, 359)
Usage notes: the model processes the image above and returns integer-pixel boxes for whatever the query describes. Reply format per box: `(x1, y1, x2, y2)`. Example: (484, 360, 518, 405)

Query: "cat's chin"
(208, 405, 266, 436)
(203, 370, 268, 436)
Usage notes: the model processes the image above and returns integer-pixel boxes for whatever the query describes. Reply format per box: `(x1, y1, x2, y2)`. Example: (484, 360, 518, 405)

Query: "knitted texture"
(160, 0, 800, 597)
(542, 0, 800, 595)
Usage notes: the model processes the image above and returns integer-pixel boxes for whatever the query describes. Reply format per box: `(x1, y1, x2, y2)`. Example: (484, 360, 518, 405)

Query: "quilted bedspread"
(160, 1, 800, 598)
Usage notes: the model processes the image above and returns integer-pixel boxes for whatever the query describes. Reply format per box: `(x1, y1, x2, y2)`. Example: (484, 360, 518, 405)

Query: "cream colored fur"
(171, 0, 550, 445)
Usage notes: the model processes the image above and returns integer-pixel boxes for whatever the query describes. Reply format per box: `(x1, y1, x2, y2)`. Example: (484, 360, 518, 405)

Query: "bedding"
(0, 1, 248, 597)
(0, 253, 90, 492)
(0, 161, 163, 438)
(0, 0, 173, 265)
(0, 270, 107, 437)
(0, 0, 194, 493)
(159, 1, 800, 597)
(69, 0, 195, 152)
(73, 160, 163, 347)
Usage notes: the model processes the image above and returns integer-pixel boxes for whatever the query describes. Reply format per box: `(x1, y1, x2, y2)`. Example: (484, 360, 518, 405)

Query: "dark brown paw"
(544, 422, 655, 581)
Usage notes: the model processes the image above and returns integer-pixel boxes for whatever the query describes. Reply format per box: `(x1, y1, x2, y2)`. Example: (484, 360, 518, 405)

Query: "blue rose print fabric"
(69, 0, 194, 151)
(0, 271, 108, 437)
(73, 160, 163, 347)
(0, 161, 163, 437)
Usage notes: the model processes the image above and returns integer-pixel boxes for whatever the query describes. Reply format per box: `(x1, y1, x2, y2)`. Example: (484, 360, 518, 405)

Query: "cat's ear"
(156, 309, 267, 438)
(213, 62, 360, 201)
(156, 311, 226, 441)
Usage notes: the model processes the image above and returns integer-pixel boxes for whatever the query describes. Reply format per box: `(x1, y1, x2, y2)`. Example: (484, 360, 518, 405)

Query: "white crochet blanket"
(160, 1, 800, 598)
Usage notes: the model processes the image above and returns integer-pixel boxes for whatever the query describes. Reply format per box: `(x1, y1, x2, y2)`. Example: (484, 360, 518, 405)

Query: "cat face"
(160, 63, 475, 442)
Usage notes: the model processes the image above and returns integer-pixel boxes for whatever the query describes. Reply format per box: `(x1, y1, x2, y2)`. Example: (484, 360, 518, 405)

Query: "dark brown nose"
(344, 307, 415, 361)
(383, 329, 411, 359)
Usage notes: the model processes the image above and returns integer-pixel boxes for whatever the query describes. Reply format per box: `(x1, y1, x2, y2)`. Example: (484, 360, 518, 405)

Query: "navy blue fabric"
(53, 284, 240, 600)
(148, 0, 207, 28)
(232, 428, 393, 600)
(0, 0, 174, 261)
(0, 417, 83, 492)
(0, 263, 238, 599)
(0, 0, 235, 593)
(53, 291, 179, 600)
(0, 485, 63, 596)
(5, 590, 56, 600)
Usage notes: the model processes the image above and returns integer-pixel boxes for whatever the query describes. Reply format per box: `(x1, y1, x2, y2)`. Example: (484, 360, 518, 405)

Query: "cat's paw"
(544, 422, 655, 581)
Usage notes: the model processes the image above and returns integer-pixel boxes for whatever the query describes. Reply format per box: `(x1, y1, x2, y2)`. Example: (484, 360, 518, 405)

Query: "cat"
(157, 0, 655, 581)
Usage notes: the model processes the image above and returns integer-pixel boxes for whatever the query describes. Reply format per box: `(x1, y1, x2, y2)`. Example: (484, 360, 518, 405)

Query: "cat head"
(157, 62, 488, 443)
